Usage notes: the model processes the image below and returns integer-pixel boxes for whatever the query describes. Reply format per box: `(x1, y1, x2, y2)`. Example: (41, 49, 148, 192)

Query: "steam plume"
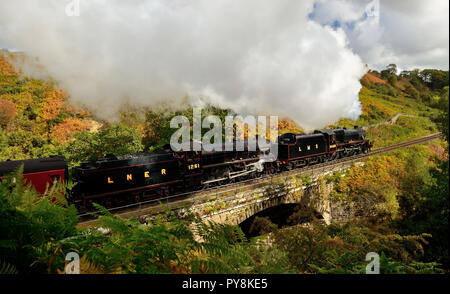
(0, 0, 367, 130)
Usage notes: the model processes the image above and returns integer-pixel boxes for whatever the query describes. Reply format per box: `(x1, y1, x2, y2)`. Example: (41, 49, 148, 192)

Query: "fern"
(0, 261, 18, 274)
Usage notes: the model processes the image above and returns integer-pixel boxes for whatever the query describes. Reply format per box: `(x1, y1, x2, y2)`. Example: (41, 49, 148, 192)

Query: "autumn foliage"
(0, 52, 16, 75)
(278, 119, 303, 135)
(40, 90, 66, 121)
(0, 52, 95, 160)
(50, 118, 90, 143)
(0, 98, 17, 128)
(361, 72, 387, 86)
(333, 155, 402, 219)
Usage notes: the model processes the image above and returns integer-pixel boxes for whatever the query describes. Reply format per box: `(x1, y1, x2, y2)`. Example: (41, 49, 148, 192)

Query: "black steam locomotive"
(0, 127, 371, 211)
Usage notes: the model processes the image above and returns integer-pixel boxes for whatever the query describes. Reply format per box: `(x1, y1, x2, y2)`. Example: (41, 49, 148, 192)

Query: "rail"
(77, 132, 442, 225)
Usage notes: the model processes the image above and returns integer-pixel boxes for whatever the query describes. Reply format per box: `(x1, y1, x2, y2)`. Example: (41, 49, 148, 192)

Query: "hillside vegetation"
(0, 53, 448, 274)
(1, 53, 447, 164)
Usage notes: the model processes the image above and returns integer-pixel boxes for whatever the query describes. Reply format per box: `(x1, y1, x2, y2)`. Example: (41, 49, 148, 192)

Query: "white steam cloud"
(0, 0, 367, 130)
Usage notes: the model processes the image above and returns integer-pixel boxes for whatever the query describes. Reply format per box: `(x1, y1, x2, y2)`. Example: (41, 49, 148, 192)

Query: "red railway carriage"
(0, 156, 67, 194)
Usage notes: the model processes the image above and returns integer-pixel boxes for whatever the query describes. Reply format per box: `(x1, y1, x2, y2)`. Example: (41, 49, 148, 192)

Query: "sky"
(0, 0, 448, 129)
(2, 0, 447, 71)
(309, 0, 449, 71)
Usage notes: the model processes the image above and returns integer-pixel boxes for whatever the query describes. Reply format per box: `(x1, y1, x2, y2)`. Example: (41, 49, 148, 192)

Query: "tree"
(419, 70, 449, 90)
(405, 84, 420, 100)
(397, 86, 449, 270)
(39, 90, 64, 122)
(387, 64, 398, 75)
(143, 109, 170, 148)
(63, 124, 144, 164)
(387, 74, 398, 88)
(97, 124, 144, 156)
(380, 64, 398, 88)
(50, 118, 90, 143)
(0, 99, 17, 128)
(438, 87, 449, 142)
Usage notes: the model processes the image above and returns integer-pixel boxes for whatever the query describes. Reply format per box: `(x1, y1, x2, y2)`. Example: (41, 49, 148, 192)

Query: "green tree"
(387, 64, 398, 75)
(419, 69, 449, 90)
(405, 84, 420, 100)
(397, 86, 449, 270)
(63, 124, 144, 165)
(438, 87, 449, 142)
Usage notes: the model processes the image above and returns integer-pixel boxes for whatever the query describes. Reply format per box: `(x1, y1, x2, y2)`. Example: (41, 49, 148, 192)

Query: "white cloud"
(311, 0, 368, 24)
(0, 0, 367, 130)
(311, 0, 449, 70)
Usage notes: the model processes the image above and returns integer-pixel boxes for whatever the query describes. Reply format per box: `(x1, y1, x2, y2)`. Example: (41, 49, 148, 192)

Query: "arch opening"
(239, 203, 323, 238)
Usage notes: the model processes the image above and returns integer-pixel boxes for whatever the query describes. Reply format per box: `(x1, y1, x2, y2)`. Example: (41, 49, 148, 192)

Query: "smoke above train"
(0, 0, 366, 130)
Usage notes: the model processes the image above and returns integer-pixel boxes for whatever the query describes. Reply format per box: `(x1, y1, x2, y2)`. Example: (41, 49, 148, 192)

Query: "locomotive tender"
(0, 127, 371, 210)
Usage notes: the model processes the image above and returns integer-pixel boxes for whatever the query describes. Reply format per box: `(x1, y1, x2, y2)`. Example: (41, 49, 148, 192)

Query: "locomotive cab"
(278, 133, 297, 144)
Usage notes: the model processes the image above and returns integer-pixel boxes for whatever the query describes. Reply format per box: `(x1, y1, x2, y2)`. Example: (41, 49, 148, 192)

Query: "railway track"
(77, 132, 442, 227)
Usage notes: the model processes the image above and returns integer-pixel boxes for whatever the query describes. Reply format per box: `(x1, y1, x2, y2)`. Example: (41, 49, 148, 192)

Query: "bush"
(0, 129, 7, 151)
(0, 168, 78, 273)
(0, 99, 17, 128)
(272, 220, 441, 274)
(248, 216, 278, 236)
(63, 124, 144, 165)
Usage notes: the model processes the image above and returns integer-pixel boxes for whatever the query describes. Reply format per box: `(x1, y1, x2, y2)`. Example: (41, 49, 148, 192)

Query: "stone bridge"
(132, 159, 365, 227)
(76, 133, 441, 229)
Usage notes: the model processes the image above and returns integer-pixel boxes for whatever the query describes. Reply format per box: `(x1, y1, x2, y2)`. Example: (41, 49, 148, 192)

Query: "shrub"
(63, 124, 144, 165)
(0, 168, 78, 273)
(0, 99, 17, 128)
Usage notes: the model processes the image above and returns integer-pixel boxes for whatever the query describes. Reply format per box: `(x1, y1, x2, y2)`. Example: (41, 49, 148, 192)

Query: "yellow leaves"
(40, 90, 66, 121)
(361, 72, 387, 86)
(0, 53, 16, 75)
(278, 119, 303, 135)
(360, 94, 396, 118)
(50, 118, 90, 143)
(0, 98, 17, 127)
(335, 154, 405, 218)
(64, 103, 91, 118)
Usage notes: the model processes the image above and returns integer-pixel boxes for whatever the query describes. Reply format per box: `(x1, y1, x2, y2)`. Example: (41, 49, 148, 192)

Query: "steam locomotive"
(0, 127, 371, 211)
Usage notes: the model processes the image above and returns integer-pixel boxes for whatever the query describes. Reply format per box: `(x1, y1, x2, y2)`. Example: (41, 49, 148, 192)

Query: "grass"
(326, 83, 441, 149)
(366, 116, 438, 148)
(331, 86, 440, 129)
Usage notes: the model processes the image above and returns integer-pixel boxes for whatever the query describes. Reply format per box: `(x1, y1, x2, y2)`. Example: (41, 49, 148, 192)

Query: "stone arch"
(238, 203, 324, 238)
